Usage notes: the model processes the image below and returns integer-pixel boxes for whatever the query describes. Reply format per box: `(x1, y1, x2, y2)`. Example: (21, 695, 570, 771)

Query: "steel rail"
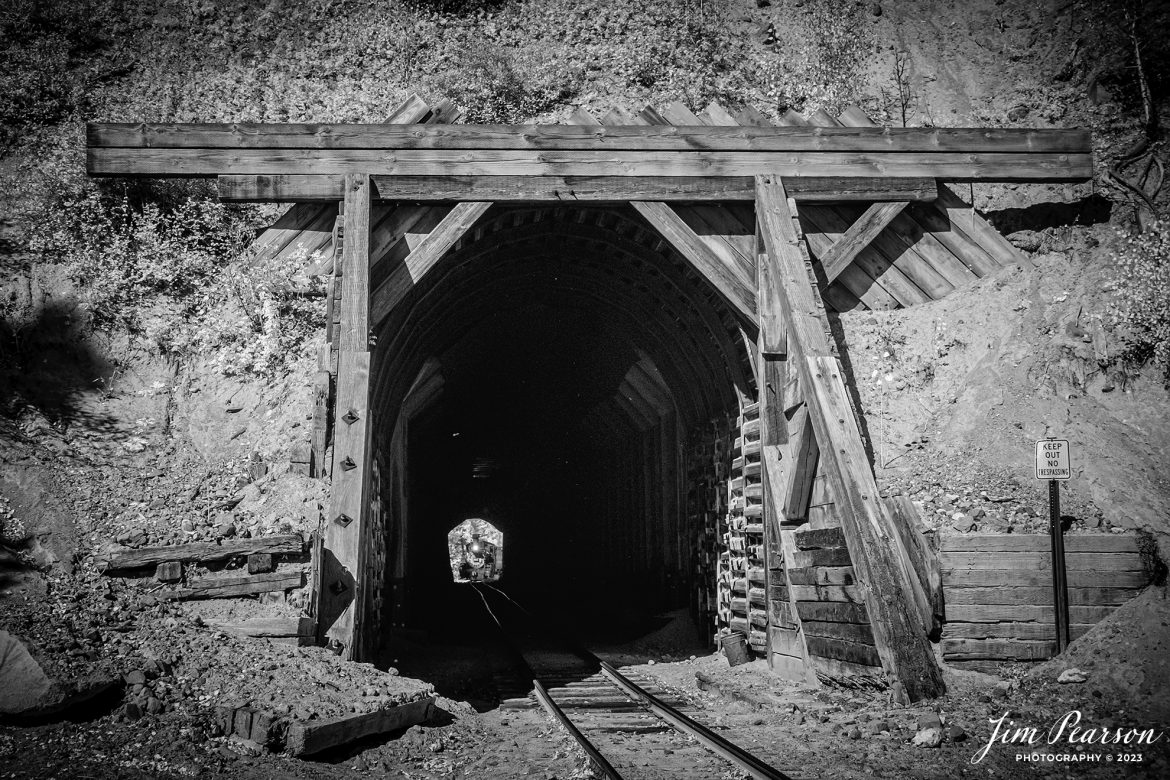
(480, 583, 795, 780)
(471, 584, 624, 780)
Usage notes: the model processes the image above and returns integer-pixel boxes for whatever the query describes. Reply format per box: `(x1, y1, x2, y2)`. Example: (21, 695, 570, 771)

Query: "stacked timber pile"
(720, 402, 767, 655)
(98, 533, 314, 643)
(940, 534, 1155, 662)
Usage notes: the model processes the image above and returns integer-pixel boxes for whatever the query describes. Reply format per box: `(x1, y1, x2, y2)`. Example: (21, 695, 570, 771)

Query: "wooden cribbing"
(101, 534, 303, 570)
(757, 174, 943, 700)
(218, 174, 939, 203)
(163, 571, 303, 600)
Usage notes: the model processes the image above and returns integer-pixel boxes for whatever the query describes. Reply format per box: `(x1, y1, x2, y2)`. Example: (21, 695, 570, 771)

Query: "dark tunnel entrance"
(368, 206, 754, 697)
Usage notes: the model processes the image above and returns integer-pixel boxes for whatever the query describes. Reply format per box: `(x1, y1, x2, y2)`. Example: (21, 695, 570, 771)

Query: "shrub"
(1108, 220, 1170, 382)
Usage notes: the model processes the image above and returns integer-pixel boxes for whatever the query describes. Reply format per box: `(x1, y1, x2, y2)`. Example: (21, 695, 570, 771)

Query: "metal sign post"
(1036, 438, 1072, 652)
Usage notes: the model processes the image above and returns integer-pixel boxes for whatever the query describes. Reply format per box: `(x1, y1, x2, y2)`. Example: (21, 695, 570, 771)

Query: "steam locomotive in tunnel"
(457, 533, 501, 582)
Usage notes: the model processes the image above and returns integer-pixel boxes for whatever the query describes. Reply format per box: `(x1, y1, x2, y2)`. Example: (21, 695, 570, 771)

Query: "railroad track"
(472, 583, 797, 780)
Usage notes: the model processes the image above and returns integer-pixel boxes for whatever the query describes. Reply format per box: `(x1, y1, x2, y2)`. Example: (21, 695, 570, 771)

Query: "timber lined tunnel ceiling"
(370, 206, 750, 428)
(377, 206, 745, 621)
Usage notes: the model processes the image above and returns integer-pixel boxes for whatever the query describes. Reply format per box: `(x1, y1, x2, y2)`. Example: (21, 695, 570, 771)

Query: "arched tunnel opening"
(367, 205, 754, 702)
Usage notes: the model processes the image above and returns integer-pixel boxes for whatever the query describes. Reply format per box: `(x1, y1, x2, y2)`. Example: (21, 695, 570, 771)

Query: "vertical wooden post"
(756, 174, 943, 701)
(756, 212, 816, 681)
(318, 173, 372, 656)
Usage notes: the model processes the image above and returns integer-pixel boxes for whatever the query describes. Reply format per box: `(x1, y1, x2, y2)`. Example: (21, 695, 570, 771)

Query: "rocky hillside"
(2, 0, 1166, 572)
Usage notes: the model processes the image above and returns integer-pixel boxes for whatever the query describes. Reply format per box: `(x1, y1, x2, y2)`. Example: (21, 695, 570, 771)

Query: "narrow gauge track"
(472, 583, 797, 780)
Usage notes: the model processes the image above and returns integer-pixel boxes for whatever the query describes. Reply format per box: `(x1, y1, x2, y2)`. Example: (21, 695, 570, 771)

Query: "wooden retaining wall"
(789, 526, 883, 679)
(940, 534, 1152, 661)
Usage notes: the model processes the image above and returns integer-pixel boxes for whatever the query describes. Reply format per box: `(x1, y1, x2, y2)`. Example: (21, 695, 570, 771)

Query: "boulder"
(0, 630, 52, 715)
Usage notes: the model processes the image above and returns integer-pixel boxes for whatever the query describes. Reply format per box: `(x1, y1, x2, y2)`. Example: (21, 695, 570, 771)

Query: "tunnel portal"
(368, 206, 752, 649)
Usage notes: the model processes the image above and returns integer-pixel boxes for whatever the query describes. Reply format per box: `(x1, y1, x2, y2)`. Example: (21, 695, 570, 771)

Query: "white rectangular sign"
(1036, 439, 1071, 480)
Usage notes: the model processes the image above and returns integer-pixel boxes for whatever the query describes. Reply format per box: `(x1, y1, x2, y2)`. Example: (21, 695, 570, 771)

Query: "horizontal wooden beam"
(218, 174, 939, 202)
(89, 122, 1091, 154)
(90, 147, 1094, 181)
(99, 534, 304, 570)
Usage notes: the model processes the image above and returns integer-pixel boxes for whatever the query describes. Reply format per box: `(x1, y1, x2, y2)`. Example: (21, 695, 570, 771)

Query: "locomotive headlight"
(470, 542, 481, 553)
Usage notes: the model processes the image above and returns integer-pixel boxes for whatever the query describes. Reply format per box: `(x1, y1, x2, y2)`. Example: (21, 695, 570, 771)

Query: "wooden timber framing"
(86, 96, 1093, 686)
(756, 174, 943, 700)
(318, 172, 373, 653)
(817, 201, 909, 283)
(89, 148, 1093, 180)
(217, 174, 938, 202)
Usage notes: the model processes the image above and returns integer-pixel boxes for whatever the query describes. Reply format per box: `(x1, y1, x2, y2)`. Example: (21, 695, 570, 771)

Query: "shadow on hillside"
(986, 194, 1113, 234)
(0, 301, 121, 436)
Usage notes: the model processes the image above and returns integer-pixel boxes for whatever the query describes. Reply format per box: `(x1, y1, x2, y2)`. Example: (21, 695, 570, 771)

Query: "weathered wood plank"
(805, 636, 882, 667)
(781, 407, 818, 522)
(320, 170, 374, 655)
(886, 497, 944, 631)
(89, 148, 1096, 181)
(802, 619, 876, 644)
(285, 697, 435, 756)
(360, 175, 943, 202)
(164, 571, 304, 600)
(631, 201, 757, 324)
(787, 565, 856, 586)
(940, 639, 1056, 661)
(89, 123, 1093, 153)
(339, 174, 371, 351)
(817, 201, 909, 282)
(939, 534, 1141, 554)
(204, 616, 315, 639)
(795, 601, 870, 624)
(101, 534, 304, 570)
(811, 655, 887, 680)
(945, 604, 1116, 623)
(218, 174, 344, 202)
(789, 583, 864, 603)
(942, 622, 1097, 640)
(794, 526, 846, 550)
(791, 547, 854, 568)
(943, 586, 1139, 606)
(940, 551, 1145, 571)
(942, 568, 1150, 588)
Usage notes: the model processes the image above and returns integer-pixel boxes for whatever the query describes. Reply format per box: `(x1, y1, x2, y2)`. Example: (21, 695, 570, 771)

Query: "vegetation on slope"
(0, 0, 1166, 393)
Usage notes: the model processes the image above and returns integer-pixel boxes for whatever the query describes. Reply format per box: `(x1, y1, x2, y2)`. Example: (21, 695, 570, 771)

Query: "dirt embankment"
(839, 224, 1170, 552)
